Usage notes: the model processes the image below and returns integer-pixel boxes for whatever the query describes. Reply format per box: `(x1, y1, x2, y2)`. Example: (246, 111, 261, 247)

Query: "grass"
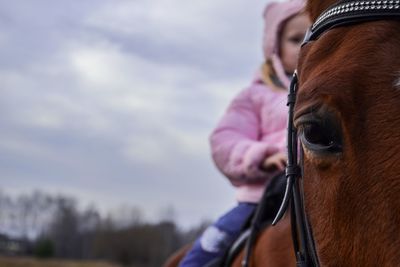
(0, 256, 122, 267)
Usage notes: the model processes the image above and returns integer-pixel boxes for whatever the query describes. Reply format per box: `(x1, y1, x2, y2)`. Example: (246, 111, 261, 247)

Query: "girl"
(180, 1, 310, 266)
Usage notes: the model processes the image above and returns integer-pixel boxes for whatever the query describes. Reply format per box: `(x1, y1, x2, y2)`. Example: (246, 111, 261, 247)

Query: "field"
(0, 256, 122, 267)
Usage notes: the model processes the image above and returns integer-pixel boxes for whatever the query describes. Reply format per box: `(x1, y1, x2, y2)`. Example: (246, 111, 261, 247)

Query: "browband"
(303, 0, 400, 45)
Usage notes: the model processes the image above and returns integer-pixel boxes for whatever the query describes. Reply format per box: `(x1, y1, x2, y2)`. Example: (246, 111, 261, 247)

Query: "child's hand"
(261, 152, 287, 173)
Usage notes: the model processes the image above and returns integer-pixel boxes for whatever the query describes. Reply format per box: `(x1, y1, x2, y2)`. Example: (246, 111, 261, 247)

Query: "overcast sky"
(0, 0, 270, 228)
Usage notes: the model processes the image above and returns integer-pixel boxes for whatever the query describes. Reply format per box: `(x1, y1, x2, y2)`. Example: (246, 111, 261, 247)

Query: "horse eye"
(298, 121, 342, 154)
(302, 123, 332, 146)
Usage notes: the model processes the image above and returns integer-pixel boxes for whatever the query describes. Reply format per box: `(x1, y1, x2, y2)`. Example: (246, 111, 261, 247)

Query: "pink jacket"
(210, 0, 305, 203)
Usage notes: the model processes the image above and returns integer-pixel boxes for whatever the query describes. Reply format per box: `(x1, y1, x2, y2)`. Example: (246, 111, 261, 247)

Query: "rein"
(268, 1, 400, 267)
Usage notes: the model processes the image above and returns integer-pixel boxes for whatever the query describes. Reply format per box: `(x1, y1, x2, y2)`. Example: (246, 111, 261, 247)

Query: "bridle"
(270, 1, 400, 267)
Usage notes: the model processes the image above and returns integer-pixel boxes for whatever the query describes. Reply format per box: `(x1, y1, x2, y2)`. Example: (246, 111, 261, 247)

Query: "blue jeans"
(179, 203, 257, 267)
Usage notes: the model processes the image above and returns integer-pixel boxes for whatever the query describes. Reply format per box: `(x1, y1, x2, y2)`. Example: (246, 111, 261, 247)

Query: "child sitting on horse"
(179, 1, 310, 266)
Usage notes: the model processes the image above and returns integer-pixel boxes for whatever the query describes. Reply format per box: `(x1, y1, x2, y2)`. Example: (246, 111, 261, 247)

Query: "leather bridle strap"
(272, 72, 319, 267)
(271, 1, 400, 267)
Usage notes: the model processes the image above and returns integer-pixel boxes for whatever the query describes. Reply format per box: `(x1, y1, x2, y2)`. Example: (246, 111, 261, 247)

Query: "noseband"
(270, 1, 400, 267)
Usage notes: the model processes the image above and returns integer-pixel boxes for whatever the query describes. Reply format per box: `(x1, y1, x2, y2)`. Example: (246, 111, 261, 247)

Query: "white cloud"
(85, 1, 229, 43)
(23, 108, 64, 129)
(0, 133, 55, 160)
(65, 37, 203, 112)
(84, 0, 266, 66)
(123, 137, 167, 165)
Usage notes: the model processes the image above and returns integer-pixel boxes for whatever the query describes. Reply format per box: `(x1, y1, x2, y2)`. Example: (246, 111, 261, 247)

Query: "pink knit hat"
(262, 0, 305, 88)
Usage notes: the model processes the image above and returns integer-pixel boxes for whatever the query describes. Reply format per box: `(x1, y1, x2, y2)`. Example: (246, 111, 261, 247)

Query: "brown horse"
(294, 0, 400, 266)
(165, 0, 400, 266)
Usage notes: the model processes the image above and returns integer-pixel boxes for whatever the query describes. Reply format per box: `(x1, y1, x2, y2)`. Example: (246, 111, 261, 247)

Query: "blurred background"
(0, 0, 269, 266)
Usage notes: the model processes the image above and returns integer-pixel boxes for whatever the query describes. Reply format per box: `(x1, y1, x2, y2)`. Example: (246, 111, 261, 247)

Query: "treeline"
(0, 190, 207, 267)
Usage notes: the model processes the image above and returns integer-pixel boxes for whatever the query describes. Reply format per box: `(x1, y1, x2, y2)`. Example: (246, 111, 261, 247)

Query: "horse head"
(297, 0, 400, 265)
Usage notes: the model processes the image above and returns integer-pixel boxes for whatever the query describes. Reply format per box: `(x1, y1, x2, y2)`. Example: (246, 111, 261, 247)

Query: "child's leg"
(179, 202, 257, 267)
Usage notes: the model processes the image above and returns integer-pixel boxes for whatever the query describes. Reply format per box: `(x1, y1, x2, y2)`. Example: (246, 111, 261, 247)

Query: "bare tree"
(108, 205, 144, 229)
(0, 190, 12, 234)
(48, 196, 81, 258)
(158, 205, 176, 223)
(3, 190, 54, 239)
